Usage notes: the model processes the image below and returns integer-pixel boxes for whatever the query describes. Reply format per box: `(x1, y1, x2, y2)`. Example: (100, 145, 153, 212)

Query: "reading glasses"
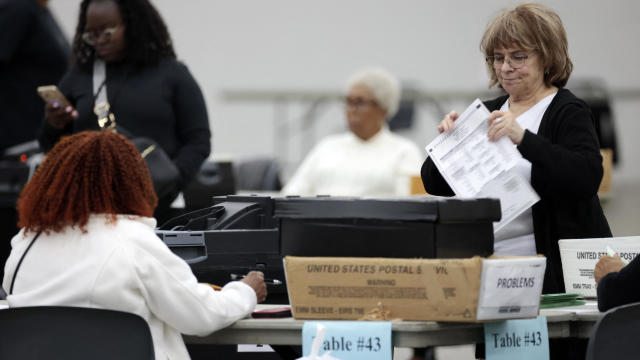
(486, 53, 532, 69)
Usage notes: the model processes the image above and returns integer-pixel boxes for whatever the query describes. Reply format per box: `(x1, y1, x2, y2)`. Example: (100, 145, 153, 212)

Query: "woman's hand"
(594, 255, 626, 284)
(45, 100, 78, 129)
(241, 271, 268, 303)
(437, 110, 459, 133)
(487, 110, 525, 144)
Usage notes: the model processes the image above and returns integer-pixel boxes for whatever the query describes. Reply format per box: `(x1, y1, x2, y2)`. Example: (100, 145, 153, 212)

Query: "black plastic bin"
(274, 196, 500, 259)
(156, 195, 500, 305)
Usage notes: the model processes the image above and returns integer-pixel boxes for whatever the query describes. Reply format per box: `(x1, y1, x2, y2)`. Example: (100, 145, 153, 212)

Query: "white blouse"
(493, 92, 556, 256)
(282, 127, 424, 197)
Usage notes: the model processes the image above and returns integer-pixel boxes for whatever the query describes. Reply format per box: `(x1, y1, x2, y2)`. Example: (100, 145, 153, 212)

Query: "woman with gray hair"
(282, 67, 423, 196)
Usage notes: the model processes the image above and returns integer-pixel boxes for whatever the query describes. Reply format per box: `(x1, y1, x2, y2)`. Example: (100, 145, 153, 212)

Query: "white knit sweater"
(3, 214, 257, 359)
(283, 127, 424, 197)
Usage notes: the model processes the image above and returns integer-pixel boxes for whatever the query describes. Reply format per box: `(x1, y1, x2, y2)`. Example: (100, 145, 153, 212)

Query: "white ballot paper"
(425, 99, 539, 232)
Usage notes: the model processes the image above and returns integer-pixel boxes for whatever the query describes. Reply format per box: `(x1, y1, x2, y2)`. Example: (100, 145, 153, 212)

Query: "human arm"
(38, 72, 77, 152)
(487, 110, 525, 144)
(596, 255, 640, 312)
(595, 255, 625, 284)
(170, 63, 211, 187)
(2, 1, 75, 152)
(240, 271, 267, 303)
(437, 110, 459, 133)
(0, 0, 34, 65)
(106, 223, 263, 336)
(419, 111, 459, 196)
(420, 157, 454, 196)
(203, 272, 267, 303)
(517, 102, 603, 199)
(43, 98, 77, 128)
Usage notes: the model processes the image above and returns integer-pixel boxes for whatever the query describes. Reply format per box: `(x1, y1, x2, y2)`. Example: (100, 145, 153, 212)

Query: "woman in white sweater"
(282, 67, 424, 197)
(2, 130, 266, 359)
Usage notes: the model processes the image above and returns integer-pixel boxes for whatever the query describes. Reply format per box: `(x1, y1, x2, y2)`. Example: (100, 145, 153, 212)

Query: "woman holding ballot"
(420, 3, 610, 295)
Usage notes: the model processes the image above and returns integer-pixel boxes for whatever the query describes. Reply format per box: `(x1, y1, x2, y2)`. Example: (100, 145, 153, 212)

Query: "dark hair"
(480, 2, 573, 88)
(18, 131, 158, 234)
(71, 0, 176, 70)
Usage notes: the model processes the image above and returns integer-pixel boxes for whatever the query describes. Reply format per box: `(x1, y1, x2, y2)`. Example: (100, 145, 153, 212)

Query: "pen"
(606, 245, 630, 265)
(230, 273, 283, 285)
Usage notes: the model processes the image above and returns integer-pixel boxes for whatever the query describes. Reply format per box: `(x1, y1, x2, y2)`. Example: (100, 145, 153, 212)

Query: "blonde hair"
(480, 3, 573, 88)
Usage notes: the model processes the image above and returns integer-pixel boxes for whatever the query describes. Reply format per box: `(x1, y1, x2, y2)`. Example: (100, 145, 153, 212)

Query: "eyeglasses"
(81, 25, 122, 46)
(486, 52, 531, 69)
(345, 96, 378, 109)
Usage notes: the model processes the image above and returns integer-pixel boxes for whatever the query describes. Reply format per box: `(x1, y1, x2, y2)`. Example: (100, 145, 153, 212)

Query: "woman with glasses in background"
(39, 0, 210, 225)
(421, 4, 611, 358)
(282, 67, 423, 197)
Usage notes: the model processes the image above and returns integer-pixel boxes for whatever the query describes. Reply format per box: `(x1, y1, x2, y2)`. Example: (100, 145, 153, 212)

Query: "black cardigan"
(0, 0, 69, 151)
(421, 88, 611, 293)
(597, 255, 640, 312)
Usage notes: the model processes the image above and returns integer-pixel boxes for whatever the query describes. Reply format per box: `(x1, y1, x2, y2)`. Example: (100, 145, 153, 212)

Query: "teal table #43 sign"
(484, 316, 549, 360)
(301, 321, 392, 360)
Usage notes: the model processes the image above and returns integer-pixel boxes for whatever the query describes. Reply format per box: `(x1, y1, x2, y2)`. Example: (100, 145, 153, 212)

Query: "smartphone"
(37, 85, 72, 107)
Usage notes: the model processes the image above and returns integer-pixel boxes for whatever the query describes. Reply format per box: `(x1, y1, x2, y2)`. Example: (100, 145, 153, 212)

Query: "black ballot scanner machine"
(156, 195, 501, 304)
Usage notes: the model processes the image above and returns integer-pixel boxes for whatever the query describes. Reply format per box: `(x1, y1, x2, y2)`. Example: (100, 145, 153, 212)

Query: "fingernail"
(65, 106, 72, 112)
(72, 110, 78, 118)
(52, 102, 59, 108)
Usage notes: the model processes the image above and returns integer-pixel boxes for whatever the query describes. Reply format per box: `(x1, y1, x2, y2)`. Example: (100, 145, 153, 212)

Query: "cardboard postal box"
(559, 237, 640, 298)
(284, 256, 546, 322)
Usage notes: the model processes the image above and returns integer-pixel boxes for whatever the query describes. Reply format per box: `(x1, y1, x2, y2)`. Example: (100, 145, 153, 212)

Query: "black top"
(38, 58, 211, 187)
(421, 88, 611, 293)
(0, 0, 69, 151)
(597, 255, 640, 312)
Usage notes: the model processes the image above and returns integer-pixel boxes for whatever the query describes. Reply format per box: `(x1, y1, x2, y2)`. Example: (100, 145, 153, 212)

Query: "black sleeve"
(0, 1, 34, 64)
(597, 255, 640, 312)
(517, 103, 603, 200)
(170, 63, 211, 187)
(420, 156, 454, 196)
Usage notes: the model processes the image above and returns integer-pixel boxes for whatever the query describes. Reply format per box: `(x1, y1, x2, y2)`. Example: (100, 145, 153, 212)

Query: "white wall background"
(49, 0, 640, 182)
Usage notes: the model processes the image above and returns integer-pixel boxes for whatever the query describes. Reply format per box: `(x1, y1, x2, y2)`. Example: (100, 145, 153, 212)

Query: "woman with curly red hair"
(18, 129, 157, 233)
(3, 131, 266, 360)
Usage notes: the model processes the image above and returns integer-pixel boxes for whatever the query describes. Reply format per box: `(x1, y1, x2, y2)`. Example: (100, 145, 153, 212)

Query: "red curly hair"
(18, 131, 158, 233)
